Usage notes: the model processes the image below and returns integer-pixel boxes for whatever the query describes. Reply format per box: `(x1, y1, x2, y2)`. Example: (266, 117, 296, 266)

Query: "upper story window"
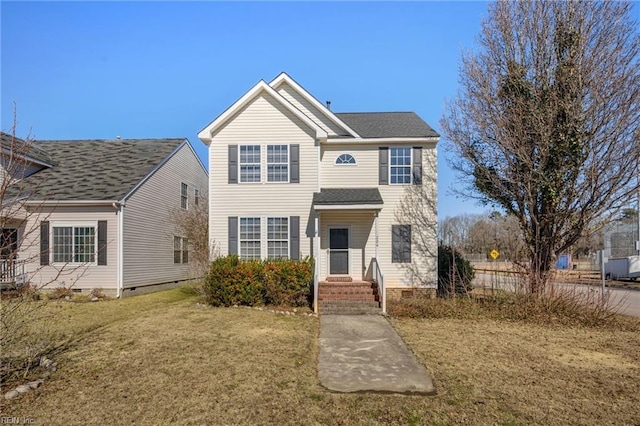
(267, 145, 289, 182)
(240, 145, 261, 183)
(335, 153, 356, 165)
(390, 147, 412, 184)
(181, 183, 188, 209)
(194, 189, 200, 206)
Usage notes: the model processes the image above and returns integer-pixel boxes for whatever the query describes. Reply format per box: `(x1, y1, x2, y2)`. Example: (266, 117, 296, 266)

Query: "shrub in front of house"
(204, 255, 313, 307)
(263, 258, 313, 307)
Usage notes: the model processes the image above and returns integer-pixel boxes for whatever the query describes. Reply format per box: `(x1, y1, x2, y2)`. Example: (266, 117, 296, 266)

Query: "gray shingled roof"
(23, 138, 186, 201)
(335, 112, 439, 138)
(1, 132, 55, 166)
(313, 188, 383, 206)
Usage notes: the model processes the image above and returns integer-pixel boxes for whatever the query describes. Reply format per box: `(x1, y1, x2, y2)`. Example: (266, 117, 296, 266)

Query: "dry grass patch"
(392, 317, 640, 425)
(3, 287, 640, 425)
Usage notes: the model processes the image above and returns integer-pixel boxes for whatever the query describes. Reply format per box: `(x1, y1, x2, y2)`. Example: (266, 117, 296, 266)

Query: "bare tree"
(1, 115, 90, 383)
(441, 1, 640, 293)
(170, 193, 212, 281)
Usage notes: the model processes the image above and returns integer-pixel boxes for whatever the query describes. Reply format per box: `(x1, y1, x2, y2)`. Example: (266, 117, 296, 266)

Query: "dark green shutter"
(412, 147, 422, 185)
(228, 145, 238, 184)
(97, 220, 107, 265)
(290, 216, 300, 260)
(40, 221, 49, 265)
(379, 147, 388, 185)
(228, 217, 238, 255)
(290, 144, 299, 183)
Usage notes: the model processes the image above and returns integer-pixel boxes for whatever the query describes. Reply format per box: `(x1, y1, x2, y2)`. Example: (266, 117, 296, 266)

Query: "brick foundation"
(386, 287, 436, 300)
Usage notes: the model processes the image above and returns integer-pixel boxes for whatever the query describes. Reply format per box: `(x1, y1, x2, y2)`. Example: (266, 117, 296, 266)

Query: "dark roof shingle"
(335, 112, 439, 138)
(24, 138, 186, 201)
(1, 132, 55, 166)
(313, 188, 383, 206)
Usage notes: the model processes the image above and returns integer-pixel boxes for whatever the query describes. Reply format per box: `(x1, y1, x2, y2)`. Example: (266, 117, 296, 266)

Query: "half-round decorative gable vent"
(335, 153, 356, 165)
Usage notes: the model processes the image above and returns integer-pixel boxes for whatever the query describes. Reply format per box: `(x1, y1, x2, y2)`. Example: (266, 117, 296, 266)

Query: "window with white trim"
(267, 145, 288, 182)
(174, 236, 189, 264)
(267, 217, 289, 258)
(52, 225, 96, 263)
(181, 182, 188, 209)
(335, 153, 356, 165)
(240, 217, 261, 259)
(240, 145, 261, 183)
(390, 147, 412, 184)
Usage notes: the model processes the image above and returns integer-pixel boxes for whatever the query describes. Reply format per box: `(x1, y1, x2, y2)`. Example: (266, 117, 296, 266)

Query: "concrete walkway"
(318, 315, 435, 394)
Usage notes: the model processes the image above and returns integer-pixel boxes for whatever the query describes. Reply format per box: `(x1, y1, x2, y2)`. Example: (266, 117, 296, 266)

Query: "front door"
(329, 228, 349, 275)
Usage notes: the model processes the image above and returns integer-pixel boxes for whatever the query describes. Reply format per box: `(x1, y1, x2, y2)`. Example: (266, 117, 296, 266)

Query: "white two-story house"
(198, 73, 438, 313)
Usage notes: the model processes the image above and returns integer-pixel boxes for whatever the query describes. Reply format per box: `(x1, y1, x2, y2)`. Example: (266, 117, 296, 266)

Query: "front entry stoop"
(318, 279, 382, 315)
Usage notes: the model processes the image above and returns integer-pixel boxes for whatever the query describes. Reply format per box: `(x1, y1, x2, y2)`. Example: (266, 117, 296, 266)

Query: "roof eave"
(323, 136, 439, 145)
(23, 200, 122, 207)
(314, 203, 383, 211)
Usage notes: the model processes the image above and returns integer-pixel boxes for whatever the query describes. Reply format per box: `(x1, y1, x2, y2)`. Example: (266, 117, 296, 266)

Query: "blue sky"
(1, 1, 493, 218)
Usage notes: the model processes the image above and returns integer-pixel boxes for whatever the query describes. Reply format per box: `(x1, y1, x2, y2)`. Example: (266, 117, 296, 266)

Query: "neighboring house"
(198, 73, 439, 313)
(0, 132, 208, 297)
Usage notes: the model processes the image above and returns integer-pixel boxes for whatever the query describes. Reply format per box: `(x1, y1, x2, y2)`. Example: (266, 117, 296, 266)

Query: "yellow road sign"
(490, 249, 500, 260)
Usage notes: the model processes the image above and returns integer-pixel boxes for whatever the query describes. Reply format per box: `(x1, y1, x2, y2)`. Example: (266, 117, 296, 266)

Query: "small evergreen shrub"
(438, 244, 475, 297)
(204, 255, 313, 307)
(263, 258, 313, 307)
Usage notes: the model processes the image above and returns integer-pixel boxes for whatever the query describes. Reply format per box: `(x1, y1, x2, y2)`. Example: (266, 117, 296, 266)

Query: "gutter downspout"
(113, 202, 125, 298)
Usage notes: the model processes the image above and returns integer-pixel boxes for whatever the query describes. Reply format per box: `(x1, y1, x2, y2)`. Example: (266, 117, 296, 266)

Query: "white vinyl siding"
(123, 143, 208, 289)
(209, 92, 317, 260)
(320, 146, 379, 187)
(239, 145, 261, 183)
(274, 82, 347, 136)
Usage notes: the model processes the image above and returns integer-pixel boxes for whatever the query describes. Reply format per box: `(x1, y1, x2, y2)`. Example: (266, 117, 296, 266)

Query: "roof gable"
(269, 73, 361, 138)
(198, 80, 328, 144)
(23, 138, 187, 201)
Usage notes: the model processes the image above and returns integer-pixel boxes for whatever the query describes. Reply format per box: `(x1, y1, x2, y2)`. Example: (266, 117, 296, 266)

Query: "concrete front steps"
(318, 277, 382, 315)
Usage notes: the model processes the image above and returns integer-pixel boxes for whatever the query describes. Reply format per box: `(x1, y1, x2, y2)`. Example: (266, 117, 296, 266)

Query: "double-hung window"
(52, 225, 96, 263)
(174, 237, 189, 264)
(390, 147, 412, 184)
(392, 225, 412, 263)
(240, 145, 261, 183)
(267, 145, 288, 182)
(240, 218, 261, 259)
(267, 217, 288, 258)
(181, 183, 188, 209)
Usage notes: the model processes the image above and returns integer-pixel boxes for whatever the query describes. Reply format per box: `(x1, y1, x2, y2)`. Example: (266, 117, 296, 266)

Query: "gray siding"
(123, 143, 208, 288)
